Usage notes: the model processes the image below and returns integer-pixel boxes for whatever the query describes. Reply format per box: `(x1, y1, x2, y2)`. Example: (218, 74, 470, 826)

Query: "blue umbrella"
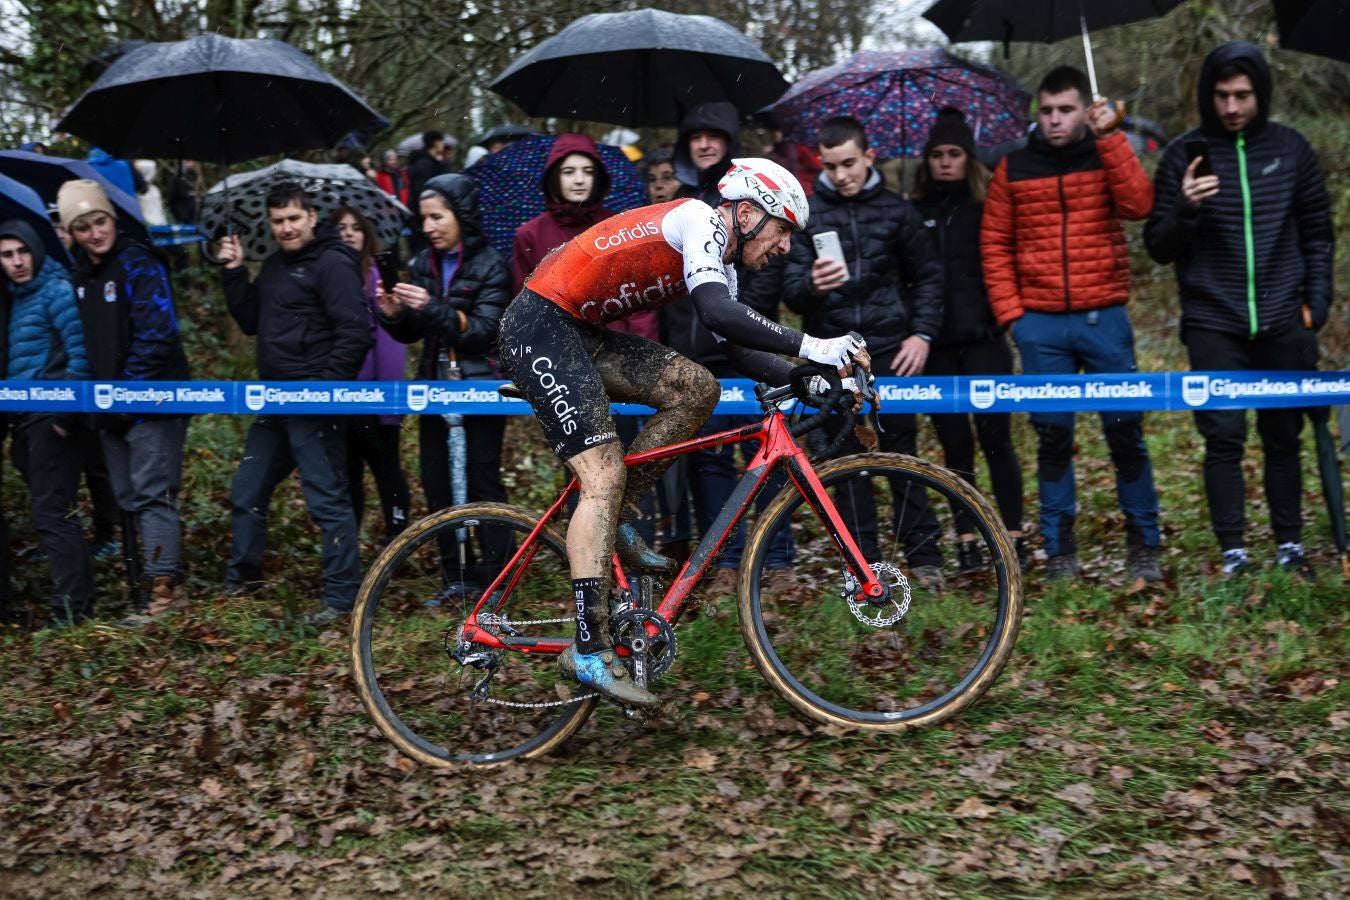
(464, 135, 645, 260)
(0, 173, 71, 266)
(0, 151, 149, 243)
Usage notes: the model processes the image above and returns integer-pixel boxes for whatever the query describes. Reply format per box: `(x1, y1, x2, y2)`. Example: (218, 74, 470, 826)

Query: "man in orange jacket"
(981, 65, 1161, 584)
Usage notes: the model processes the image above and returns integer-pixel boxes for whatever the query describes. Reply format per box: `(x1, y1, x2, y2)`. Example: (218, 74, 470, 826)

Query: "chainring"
(608, 608, 678, 680)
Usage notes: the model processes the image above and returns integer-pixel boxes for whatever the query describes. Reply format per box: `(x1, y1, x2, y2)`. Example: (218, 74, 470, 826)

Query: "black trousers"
(346, 417, 411, 541)
(926, 335, 1024, 535)
(418, 414, 510, 584)
(228, 416, 362, 609)
(12, 420, 95, 618)
(1184, 325, 1319, 549)
(78, 429, 119, 544)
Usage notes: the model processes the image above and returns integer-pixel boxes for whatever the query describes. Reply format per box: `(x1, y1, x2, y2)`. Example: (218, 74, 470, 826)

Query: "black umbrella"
(0, 151, 149, 243)
(57, 33, 384, 163)
(472, 124, 539, 149)
(1308, 406, 1349, 579)
(923, 0, 1184, 97)
(198, 159, 410, 260)
(1276, 0, 1350, 64)
(489, 8, 788, 127)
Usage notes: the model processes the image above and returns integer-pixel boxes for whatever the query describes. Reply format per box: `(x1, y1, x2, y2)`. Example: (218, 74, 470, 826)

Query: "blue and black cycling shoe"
(558, 645, 660, 709)
(615, 522, 675, 573)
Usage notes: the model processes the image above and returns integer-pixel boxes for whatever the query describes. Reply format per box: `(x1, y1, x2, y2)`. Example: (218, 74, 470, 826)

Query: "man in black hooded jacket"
(661, 101, 794, 595)
(220, 182, 373, 623)
(1145, 41, 1334, 579)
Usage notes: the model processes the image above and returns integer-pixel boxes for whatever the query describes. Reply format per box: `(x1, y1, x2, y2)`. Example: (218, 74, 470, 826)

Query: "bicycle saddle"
(498, 382, 527, 402)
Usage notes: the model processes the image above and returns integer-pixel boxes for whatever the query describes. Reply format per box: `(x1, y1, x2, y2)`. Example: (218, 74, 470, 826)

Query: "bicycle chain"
(468, 613, 591, 709)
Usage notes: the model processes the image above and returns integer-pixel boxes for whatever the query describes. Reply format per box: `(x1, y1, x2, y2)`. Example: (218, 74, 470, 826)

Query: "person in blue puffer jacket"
(0, 219, 96, 626)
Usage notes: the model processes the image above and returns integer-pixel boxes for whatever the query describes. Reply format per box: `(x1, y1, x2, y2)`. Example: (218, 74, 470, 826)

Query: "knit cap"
(923, 107, 977, 157)
(57, 178, 117, 228)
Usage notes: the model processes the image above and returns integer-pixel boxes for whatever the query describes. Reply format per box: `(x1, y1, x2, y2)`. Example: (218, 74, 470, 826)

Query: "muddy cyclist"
(499, 158, 870, 709)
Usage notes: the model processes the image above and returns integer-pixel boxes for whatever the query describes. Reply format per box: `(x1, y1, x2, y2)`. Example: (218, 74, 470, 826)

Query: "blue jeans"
(1012, 307, 1159, 556)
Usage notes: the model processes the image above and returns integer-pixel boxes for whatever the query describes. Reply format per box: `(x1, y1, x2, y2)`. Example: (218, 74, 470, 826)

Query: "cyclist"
(499, 158, 869, 709)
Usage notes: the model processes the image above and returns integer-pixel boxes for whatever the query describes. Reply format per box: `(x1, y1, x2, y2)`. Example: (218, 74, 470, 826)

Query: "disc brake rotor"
(842, 562, 912, 627)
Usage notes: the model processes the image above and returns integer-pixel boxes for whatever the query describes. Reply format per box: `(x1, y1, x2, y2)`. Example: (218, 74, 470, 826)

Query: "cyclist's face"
(738, 205, 794, 270)
(555, 153, 596, 204)
(420, 194, 462, 251)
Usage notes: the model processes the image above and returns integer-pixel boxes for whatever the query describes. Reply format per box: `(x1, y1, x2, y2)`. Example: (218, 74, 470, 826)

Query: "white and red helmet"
(717, 158, 810, 232)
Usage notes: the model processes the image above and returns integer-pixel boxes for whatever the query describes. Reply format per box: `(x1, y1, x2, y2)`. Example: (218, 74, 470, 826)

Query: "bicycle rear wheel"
(351, 502, 598, 766)
(739, 453, 1022, 730)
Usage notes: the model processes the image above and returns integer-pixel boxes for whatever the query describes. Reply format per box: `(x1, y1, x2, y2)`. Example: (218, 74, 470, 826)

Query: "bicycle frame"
(457, 406, 887, 654)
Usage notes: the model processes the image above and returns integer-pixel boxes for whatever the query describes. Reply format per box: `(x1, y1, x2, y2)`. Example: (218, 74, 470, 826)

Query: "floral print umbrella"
(464, 136, 646, 260)
(768, 49, 1031, 159)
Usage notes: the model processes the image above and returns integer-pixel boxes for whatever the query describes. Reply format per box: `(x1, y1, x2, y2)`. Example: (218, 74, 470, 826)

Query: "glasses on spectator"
(69, 213, 112, 234)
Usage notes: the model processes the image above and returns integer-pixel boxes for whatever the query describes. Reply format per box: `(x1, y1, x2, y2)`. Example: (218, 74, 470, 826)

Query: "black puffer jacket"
(381, 174, 510, 378)
(914, 180, 999, 347)
(782, 169, 944, 356)
(1144, 41, 1334, 339)
(224, 223, 371, 381)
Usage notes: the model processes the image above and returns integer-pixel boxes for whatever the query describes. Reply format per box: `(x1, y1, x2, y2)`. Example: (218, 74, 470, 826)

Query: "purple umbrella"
(767, 49, 1031, 159)
(464, 136, 645, 260)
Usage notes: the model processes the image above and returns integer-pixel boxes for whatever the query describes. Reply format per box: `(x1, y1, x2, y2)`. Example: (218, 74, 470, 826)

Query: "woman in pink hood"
(510, 134, 657, 340)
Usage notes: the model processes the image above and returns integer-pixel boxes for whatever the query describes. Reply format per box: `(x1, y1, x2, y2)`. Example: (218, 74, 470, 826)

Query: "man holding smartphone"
(219, 183, 373, 624)
(781, 116, 946, 587)
(1145, 42, 1334, 579)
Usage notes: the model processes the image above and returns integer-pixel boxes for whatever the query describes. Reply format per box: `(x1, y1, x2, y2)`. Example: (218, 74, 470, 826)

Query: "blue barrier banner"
(148, 224, 206, 247)
(0, 372, 1345, 416)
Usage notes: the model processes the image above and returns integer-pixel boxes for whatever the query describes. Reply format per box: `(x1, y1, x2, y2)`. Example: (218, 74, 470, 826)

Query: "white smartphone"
(812, 231, 849, 282)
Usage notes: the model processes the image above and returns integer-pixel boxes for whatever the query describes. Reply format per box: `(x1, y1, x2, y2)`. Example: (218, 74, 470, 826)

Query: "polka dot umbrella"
(464, 136, 646, 260)
(767, 49, 1031, 159)
(198, 159, 409, 260)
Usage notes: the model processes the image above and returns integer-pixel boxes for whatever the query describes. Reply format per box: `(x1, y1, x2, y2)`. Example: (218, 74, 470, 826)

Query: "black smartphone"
(1184, 139, 1212, 178)
(374, 250, 401, 289)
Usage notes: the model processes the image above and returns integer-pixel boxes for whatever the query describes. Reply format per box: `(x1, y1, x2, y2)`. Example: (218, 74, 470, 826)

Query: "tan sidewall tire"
(737, 453, 1023, 732)
(350, 502, 598, 767)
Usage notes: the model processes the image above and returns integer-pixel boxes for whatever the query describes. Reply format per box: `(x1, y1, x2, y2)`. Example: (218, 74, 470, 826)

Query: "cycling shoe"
(615, 522, 675, 573)
(558, 645, 660, 709)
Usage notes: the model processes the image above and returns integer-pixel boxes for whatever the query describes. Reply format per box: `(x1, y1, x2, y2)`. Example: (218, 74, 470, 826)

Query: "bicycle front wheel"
(351, 502, 598, 767)
(739, 453, 1022, 731)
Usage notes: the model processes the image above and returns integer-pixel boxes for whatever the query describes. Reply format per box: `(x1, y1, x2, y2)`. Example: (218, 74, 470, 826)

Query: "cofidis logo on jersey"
(593, 220, 659, 250)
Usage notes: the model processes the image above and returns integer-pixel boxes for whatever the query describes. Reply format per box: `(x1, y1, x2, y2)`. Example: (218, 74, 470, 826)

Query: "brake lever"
(856, 370, 885, 435)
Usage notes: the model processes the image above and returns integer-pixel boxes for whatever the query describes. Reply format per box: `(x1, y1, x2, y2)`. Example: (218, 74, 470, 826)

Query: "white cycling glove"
(808, 375, 859, 396)
(799, 333, 865, 369)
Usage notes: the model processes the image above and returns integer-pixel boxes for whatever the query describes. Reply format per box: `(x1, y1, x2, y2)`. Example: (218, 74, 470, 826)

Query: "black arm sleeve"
(690, 281, 804, 356)
(724, 343, 796, 385)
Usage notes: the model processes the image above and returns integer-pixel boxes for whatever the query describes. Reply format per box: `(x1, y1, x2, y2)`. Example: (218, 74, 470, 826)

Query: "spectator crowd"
(0, 40, 1335, 629)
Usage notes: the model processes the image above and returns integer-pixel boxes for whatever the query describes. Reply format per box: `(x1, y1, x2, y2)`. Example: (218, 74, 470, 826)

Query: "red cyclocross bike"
(351, 366, 1023, 766)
